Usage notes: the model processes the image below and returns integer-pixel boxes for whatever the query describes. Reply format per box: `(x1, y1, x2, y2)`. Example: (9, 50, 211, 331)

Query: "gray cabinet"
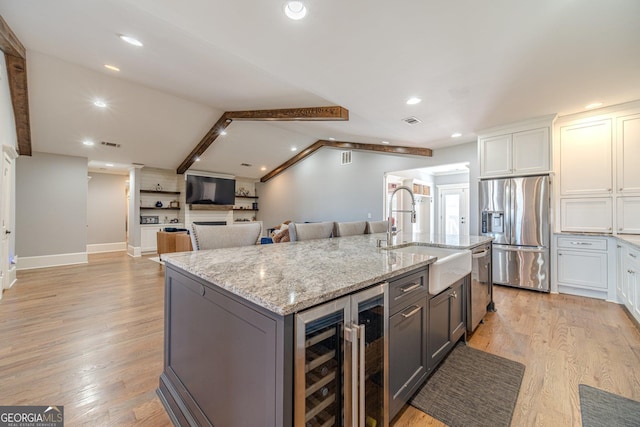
(427, 278, 466, 371)
(388, 293, 428, 420)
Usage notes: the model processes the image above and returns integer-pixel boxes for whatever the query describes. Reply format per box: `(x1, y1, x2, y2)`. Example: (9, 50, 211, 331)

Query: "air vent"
(341, 150, 352, 165)
(241, 163, 252, 167)
(101, 141, 121, 148)
(402, 116, 422, 125)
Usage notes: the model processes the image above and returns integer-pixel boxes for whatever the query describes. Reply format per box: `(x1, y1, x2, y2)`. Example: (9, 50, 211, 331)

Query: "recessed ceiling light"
(104, 64, 120, 72)
(82, 140, 95, 146)
(585, 102, 603, 109)
(381, 141, 390, 145)
(291, 147, 297, 152)
(119, 34, 143, 47)
(220, 131, 227, 136)
(93, 100, 107, 108)
(406, 97, 422, 105)
(105, 163, 114, 167)
(284, 1, 307, 20)
(329, 137, 335, 141)
(451, 132, 462, 138)
(261, 166, 267, 171)
(195, 157, 201, 162)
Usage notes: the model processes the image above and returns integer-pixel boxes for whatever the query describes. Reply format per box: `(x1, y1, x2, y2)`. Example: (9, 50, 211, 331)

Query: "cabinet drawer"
(557, 236, 607, 251)
(389, 269, 428, 313)
(557, 250, 608, 290)
(625, 245, 640, 266)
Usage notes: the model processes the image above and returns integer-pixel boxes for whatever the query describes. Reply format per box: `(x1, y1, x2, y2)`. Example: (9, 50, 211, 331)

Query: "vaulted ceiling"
(1, 0, 639, 178)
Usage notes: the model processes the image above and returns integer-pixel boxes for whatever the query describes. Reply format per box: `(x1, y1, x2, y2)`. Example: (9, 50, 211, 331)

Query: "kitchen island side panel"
(158, 265, 293, 427)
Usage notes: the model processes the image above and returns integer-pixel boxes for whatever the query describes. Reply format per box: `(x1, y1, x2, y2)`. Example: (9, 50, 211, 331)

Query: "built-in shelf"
(233, 208, 259, 212)
(189, 204, 234, 211)
(235, 195, 258, 199)
(141, 207, 181, 210)
(141, 190, 181, 195)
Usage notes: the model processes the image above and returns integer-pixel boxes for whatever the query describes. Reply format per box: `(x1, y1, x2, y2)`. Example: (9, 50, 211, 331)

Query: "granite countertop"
(162, 233, 492, 316)
(618, 235, 640, 250)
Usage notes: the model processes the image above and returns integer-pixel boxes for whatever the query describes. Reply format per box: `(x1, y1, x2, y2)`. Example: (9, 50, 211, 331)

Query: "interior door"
(439, 186, 469, 236)
(1, 151, 13, 291)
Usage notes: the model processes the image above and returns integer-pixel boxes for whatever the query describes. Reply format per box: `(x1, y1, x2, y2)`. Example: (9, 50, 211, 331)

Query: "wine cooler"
(295, 282, 389, 427)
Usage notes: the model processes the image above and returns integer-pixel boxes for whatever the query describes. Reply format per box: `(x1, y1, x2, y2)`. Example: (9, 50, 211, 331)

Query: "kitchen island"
(158, 232, 492, 426)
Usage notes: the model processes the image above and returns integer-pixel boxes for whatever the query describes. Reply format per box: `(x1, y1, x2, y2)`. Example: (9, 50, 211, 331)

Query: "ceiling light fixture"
(406, 97, 422, 105)
(104, 64, 120, 72)
(585, 102, 603, 109)
(220, 131, 227, 136)
(381, 141, 390, 145)
(328, 137, 335, 141)
(291, 147, 297, 152)
(118, 34, 143, 47)
(93, 100, 107, 108)
(261, 166, 267, 171)
(82, 140, 94, 146)
(105, 163, 114, 167)
(451, 132, 462, 138)
(284, 1, 307, 20)
(195, 157, 201, 162)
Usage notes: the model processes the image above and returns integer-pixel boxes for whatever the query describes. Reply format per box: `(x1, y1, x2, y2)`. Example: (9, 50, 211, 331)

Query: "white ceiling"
(1, 0, 640, 178)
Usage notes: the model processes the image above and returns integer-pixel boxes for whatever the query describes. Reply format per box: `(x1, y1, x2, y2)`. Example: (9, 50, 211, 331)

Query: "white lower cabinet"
(619, 244, 640, 323)
(141, 225, 163, 253)
(555, 235, 614, 300)
(560, 198, 612, 233)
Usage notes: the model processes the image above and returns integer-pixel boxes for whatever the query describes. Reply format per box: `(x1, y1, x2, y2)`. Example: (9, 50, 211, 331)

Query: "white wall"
(87, 172, 128, 251)
(16, 152, 88, 268)
(257, 142, 479, 234)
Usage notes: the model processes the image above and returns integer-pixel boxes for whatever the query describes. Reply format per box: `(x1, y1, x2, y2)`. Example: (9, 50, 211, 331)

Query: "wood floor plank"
(1, 253, 639, 426)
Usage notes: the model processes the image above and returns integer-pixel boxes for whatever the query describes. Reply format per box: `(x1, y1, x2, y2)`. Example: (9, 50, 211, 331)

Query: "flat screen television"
(185, 175, 236, 205)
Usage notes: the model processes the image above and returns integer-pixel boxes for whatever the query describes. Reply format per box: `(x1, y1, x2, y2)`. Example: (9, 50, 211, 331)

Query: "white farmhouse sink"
(387, 245, 472, 295)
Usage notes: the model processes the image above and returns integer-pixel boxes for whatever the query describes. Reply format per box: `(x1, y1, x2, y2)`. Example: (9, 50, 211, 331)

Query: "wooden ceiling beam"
(226, 106, 349, 121)
(176, 114, 232, 174)
(0, 15, 31, 156)
(260, 140, 433, 182)
(177, 106, 349, 174)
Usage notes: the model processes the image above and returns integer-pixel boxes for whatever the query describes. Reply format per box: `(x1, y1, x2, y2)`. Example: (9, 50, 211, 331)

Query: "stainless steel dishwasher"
(467, 242, 492, 332)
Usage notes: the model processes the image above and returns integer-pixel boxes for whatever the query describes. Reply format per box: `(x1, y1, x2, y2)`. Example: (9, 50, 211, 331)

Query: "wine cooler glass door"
(295, 297, 350, 427)
(351, 283, 389, 427)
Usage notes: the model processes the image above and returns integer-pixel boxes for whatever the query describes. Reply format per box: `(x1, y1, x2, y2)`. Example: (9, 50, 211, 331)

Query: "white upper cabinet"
(478, 117, 553, 178)
(558, 119, 613, 196)
(617, 197, 640, 234)
(479, 134, 512, 177)
(617, 113, 640, 194)
(512, 127, 550, 175)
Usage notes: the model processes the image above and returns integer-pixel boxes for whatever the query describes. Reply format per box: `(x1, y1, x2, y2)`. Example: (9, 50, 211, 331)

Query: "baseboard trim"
(127, 245, 142, 258)
(8, 266, 16, 288)
(17, 252, 88, 270)
(87, 242, 127, 253)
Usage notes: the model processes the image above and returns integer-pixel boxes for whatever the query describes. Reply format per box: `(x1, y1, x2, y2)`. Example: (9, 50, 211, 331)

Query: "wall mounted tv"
(185, 175, 236, 205)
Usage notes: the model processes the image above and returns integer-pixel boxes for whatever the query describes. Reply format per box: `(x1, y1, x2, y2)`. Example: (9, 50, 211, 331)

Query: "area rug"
(579, 384, 640, 427)
(410, 343, 525, 427)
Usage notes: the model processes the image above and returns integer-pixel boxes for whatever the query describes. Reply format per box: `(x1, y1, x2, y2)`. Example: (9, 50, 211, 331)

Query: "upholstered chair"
(289, 221, 334, 241)
(365, 220, 389, 234)
(190, 222, 262, 250)
(334, 221, 367, 237)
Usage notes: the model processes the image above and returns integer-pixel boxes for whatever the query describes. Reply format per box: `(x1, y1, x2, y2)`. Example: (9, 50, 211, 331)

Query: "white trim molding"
(17, 252, 88, 270)
(87, 242, 127, 254)
(127, 245, 142, 258)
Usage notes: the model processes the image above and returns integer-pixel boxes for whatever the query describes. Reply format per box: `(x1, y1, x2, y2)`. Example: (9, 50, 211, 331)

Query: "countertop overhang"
(161, 232, 492, 316)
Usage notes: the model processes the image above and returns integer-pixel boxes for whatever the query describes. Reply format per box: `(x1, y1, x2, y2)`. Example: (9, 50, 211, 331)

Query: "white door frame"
(437, 183, 469, 236)
(1, 145, 18, 295)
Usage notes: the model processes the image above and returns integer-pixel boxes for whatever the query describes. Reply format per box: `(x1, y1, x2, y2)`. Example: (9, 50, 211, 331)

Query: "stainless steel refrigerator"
(480, 175, 550, 292)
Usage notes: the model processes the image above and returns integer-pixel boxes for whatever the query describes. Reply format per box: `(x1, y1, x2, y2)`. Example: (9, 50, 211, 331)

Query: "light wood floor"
(1, 252, 639, 426)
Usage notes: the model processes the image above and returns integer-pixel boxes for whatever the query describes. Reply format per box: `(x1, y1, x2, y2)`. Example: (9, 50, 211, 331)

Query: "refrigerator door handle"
(494, 244, 547, 252)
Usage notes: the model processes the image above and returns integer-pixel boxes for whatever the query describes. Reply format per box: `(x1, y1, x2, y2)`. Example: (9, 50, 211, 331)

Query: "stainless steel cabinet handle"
(630, 253, 637, 258)
(449, 291, 458, 299)
(628, 269, 636, 274)
(570, 241, 592, 246)
(400, 283, 421, 293)
(401, 305, 422, 318)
